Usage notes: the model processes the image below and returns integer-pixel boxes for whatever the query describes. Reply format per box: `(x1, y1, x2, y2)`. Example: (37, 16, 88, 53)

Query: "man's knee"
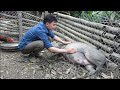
(21, 49, 30, 54)
(34, 41, 44, 51)
(21, 41, 44, 54)
(35, 41, 44, 48)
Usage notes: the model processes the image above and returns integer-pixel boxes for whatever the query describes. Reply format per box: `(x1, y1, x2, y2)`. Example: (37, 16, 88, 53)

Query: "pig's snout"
(74, 57, 91, 66)
(74, 57, 83, 64)
(73, 52, 92, 66)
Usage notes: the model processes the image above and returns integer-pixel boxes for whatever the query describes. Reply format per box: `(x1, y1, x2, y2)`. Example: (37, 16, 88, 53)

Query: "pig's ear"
(60, 44, 66, 49)
(59, 43, 64, 47)
(71, 41, 76, 43)
(74, 57, 80, 62)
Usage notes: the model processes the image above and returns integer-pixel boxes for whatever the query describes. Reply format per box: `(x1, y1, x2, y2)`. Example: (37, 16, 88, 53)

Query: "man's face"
(45, 21, 57, 30)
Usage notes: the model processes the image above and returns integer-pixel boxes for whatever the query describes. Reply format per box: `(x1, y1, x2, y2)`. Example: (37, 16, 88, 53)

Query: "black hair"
(43, 14, 57, 24)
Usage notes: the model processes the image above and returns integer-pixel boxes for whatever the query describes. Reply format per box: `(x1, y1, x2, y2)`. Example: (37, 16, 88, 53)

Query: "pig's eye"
(77, 59, 79, 61)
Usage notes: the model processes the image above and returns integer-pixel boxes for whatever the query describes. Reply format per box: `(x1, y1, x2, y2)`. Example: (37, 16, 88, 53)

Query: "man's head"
(43, 14, 57, 30)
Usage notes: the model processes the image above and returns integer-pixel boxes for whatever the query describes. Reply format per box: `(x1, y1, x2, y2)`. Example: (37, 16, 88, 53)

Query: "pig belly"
(65, 52, 91, 66)
(64, 52, 96, 74)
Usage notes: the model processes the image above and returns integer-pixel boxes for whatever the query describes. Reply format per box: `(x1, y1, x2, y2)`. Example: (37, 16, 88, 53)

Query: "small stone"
(72, 77, 76, 79)
(101, 73, 111, 79)
(51, 70, 56, 75)
(96, 77, 101, 79)
(0, 70, 4, 73)
(33, 69, 36, 74)
(65, 68, 71, 74)
(110, 72, 114, 79)
(45, 74, 51, 78)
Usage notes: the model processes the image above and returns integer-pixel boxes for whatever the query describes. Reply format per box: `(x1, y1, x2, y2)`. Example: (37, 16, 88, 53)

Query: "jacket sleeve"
(47, 31, 55, 38)
(38, 32, 53, 49)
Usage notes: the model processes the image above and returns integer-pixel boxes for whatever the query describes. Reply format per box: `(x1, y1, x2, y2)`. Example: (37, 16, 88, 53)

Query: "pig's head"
(72, 52, 86, 65)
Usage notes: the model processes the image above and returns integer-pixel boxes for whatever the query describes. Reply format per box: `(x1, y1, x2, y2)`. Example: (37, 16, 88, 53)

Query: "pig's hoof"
(85, 64, 96, 75)
(89, 70, 96, 75)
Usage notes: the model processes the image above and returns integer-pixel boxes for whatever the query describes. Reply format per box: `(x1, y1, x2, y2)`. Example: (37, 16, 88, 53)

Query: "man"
(18, 14, 76, 60)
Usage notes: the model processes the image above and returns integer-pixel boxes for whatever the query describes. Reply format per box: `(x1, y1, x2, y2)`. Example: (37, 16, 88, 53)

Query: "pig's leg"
(74, 53, 96, 74)
(76, 58, 96, 75)
(95, 64, 104, 74)
(83, 59, 96, 75)
(85, 65, 96, 75)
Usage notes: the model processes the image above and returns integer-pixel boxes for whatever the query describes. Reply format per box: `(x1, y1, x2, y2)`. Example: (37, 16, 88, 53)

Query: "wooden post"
(41, 12, 45, 19)
(36, 11, 40, 16)
(41, 11, 49, 19)
(17, 11, 23, 41)
(44, 11, 49, 16)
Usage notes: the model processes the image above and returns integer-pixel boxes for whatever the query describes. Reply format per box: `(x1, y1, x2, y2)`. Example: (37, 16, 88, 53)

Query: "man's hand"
(66, 48, 77, 54)
(48, 47, 77, 54)
(63, 40, 76, 45)
(62, 41, 72, 45)
(53, 36, 74, 45)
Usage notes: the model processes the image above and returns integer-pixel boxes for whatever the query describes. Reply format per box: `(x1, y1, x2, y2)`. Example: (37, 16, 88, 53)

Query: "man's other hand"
(63, 41, 72, 45)
(66, 48, 77, 54)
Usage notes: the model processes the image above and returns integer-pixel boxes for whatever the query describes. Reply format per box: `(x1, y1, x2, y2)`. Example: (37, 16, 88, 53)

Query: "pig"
(61, 42, 107, 75)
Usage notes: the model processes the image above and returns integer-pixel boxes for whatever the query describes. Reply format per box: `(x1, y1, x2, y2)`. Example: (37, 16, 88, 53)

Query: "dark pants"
(21, 40, 44, 55)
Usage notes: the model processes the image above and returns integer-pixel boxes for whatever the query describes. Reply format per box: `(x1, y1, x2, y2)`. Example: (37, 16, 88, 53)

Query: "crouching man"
(17, 14, 76, 61)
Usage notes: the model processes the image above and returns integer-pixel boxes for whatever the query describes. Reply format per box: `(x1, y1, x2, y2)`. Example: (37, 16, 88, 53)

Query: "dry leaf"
(110, 72, 114, 79)
(96, 77, 100, 79)
(81, 72, 86, 77)
(72, 77, 76, 79)
(51, 70, 56, 75)
(65, 68, 71, 74)
(101, 73, 111, 79)
(33, 69, 36, 74)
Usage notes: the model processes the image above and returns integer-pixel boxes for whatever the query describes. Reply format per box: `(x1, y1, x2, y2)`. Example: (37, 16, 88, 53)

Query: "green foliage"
(70, 11, 82, 18)
(69, 11, 120, 24)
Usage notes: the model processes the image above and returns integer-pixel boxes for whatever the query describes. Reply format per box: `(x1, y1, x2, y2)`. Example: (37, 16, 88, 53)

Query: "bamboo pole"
(0, 12, 18, 19)
(115, 47, 120, 54)
(0, 31, 19, 37)
(0, 21, 18, 27)
(56, 26, 85, 42)
(111, 52, 120, 59)
(53, 30, 96, 48)
(0, 27, 18, 32)
(109, 52, 120, 62)
(22, 18, 39, 23)
(99, 49, 110, 59)
(57, 22, 101, 41)
(22, 21, 36, 26)
(58, 20, 120, 48)
(22, 11, 43, 20)
(0, 19, 19, 25)
(53, 31, 74, 41)
(60, 18, 116, 40)
(100, 37, 120, 48)
(56, 26, 97, 48)
(0, 24, 19, 30)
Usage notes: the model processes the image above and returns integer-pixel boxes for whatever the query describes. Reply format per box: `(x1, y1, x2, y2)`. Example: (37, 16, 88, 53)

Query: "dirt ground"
(0, 49, 120, 79)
